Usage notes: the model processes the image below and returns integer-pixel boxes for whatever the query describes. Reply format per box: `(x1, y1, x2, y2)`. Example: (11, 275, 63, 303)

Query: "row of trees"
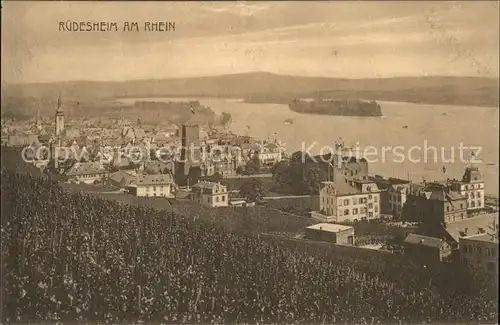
(271, 151, 327, 195)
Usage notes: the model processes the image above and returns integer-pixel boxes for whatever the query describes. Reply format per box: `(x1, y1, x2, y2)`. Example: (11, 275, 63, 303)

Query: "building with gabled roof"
(311, 179, 381, 223)
(403, 233, 452, 265)
(7, 134, 40, 148)
(66, 162, 109, 184)
(459, 230, 498, 274)
(127, 173, 174, 198)
(191, 181, 228, 208)
(402, 181, 468, 225)
(305, 223, 355, 245)
(449, 167, 485, 212)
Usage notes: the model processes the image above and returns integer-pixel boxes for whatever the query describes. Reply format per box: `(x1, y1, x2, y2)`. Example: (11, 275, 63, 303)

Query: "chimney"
(464, 228, 468, 235)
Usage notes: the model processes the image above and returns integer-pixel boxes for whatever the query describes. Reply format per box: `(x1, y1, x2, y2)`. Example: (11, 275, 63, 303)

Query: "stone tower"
(55, 94, 65, 136)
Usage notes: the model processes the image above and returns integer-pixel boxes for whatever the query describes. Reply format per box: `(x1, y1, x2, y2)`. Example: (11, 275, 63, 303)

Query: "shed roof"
(306, 223, 353, 233)
(404, 233, 443, 248)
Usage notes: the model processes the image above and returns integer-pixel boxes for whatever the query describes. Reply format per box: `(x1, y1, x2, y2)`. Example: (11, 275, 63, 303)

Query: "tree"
(239, 179, 266, 203)
(302, 165, 326, 195)
(245, 153, 261, 175)
(210, 172, 223, 183)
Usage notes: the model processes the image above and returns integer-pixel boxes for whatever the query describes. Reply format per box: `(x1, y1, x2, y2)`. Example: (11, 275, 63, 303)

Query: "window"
(207, 197, 210, 203)
(374, 196, 378, 203)
(477, 201, 481, 207)
(368, 212, 373, 218)
(344, 199, 349, 206)
(146, 186, 150, 192)
(485, 248, 490, 256)
(352, 198, 358, 205)
(338, 200, 343, 206)
(375, 206, 378, 212)
(460, 204, 463, 209)
(471, 202, 475, 207)
(477, 192, 481, 198)
(367, 186, 372, 192)
(471, 192, 475, 199)
(361, 207, 366, 213)
(216, 197, 219, 202)
(353, 208, 358, 215)
(368, 194, 373, 199)
(368, 203, 373, 209)
(477, 246, 482, 255)
(446, 206, 450, 212)
(222, 195, 225, 202)
(344, 209, 350, 215)
(153, 186, 157, 192)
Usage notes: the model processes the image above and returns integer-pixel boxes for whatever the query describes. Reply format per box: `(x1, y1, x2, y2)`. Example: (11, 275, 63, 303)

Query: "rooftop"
(66, 162, 108, 176)
(135, 174, 173, 186)
(404, 233, 444, 249)
(447, 213, 499, 239)
(306, 223, 353, 233)
(461, 233, 499, 244)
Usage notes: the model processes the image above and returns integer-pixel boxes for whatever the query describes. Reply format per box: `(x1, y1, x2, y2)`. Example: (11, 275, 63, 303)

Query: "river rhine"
(119, 98, 499, 196)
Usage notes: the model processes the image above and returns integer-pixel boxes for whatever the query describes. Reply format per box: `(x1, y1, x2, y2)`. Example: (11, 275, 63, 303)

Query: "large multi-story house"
(127, 174, 174, 198)
(190, 181, 229, 208)
(449, 167, 485, 212)
(66, 162, 110, 184)
(257, 142, 282, 166)
(387, 184, 411, 218)
(403, 233, 453, 265)
(402, 182, 468, 226)
(459, 231, 498, 274)
(311, 179, 381, 223)
(370, 176, 411, 218)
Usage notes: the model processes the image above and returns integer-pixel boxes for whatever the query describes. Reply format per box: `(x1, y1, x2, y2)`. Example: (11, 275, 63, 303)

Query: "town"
(2, 95, 498, 275)
(2, 2, 498, 323)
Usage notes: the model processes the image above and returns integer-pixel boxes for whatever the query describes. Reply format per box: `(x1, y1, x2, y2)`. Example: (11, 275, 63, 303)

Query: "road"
(231, 195, 317, 200)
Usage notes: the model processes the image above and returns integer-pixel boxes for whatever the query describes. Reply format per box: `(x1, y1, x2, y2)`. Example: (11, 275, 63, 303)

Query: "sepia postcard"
(1, 1, 499, 324)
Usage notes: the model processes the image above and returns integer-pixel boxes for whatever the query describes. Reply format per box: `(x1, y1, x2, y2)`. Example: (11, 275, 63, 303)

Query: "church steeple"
(55, 93, 65, 138)
(56, 93, 63, 114)
(36, 109, 42, 131)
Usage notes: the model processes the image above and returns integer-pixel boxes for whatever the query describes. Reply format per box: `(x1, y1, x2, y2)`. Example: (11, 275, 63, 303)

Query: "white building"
(311, 180, 381, 223)
(191, 181, 229, 208)
(257, 142, 282, 166)
(127, 174, 174, 198)
(305, 223, 355, 245)
(449, 167, 485, 211)
(66, 162, 109, 184)
(387, 184, 411, 218)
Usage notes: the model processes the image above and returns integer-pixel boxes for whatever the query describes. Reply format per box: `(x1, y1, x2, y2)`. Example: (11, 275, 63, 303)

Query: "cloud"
(207, 2, 269, 17)
(2, 1, 498, 83)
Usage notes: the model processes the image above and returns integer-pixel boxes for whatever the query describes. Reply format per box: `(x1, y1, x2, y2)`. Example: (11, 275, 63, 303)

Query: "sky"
(2, 1, 499, 83)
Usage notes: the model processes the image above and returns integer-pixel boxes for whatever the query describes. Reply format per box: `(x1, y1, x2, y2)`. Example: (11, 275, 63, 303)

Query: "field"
(264, 197, 318, 216)
(2, 169, 497, 324)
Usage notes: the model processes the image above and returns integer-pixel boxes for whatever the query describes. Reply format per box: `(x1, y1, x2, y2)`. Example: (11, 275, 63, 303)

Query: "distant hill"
(2, 72, 499, 108)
